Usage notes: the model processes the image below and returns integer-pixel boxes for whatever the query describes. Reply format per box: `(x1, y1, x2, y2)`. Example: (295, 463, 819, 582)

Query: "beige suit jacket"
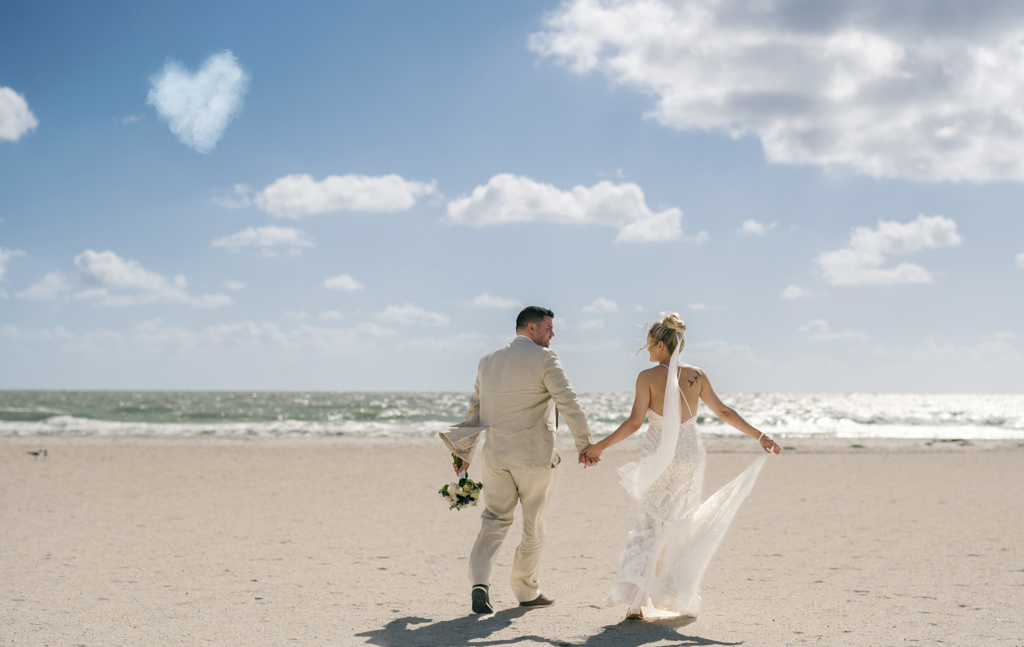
(456, 336, 593, 470)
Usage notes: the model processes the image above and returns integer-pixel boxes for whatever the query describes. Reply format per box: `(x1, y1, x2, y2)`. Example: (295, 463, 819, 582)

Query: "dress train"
(606, 409, 767, 617)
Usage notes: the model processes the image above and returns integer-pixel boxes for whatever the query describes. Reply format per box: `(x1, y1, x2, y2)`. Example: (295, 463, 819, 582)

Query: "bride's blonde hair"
(644, 312, 686, 354)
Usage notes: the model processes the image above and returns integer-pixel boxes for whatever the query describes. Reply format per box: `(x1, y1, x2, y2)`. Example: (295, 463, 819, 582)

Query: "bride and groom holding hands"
(441, 306, 781, 620)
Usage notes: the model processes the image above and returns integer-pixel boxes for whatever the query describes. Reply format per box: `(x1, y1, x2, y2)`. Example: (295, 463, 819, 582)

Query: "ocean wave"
(0, 415, 459, 438)
(1, 391, 1022, 440)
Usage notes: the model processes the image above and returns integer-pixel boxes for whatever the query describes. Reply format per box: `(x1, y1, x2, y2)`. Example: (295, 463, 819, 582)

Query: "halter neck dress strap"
(678, 365, 693, 420)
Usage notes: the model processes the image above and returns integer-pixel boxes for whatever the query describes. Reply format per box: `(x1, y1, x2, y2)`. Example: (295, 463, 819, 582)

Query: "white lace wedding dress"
(606, 404, 766, 616)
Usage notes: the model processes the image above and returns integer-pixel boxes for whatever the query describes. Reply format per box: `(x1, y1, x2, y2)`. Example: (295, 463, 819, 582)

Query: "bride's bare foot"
(625, 607, 643, 620)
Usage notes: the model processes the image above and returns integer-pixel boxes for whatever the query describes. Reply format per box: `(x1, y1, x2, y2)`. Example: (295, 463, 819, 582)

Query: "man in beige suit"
(450, 306, 595, 614)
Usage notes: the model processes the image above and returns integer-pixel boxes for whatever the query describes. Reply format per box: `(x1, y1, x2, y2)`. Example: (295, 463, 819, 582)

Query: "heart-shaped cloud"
(147, 50, 250, 154)
(0, 86, 38, 142)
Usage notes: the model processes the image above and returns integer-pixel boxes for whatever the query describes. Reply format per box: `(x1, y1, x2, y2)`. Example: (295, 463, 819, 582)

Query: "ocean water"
(1, 391, 1022, 440)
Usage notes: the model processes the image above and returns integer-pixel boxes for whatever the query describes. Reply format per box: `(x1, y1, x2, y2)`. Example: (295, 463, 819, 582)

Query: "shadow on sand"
(355, 610, 742, 647)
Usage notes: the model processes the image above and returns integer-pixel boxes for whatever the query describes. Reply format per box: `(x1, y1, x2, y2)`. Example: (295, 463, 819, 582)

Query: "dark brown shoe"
(519, 594, 554, 608)
(471, 585, 493, 614)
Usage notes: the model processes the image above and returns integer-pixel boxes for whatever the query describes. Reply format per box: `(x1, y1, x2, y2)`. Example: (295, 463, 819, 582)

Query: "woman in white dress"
(581, 312, 781, 620)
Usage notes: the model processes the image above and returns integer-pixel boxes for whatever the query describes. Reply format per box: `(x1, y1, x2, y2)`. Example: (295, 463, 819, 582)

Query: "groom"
(453, 306, 595, 614)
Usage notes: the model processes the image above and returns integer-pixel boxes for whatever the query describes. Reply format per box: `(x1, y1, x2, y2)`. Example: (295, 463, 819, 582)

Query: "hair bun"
(659, 311, 686, 333)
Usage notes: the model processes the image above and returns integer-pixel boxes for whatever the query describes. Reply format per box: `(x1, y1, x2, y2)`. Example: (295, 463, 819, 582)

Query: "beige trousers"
(468, 465, 558, 602)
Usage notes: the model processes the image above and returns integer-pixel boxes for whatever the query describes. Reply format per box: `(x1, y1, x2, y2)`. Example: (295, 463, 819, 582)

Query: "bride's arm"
(699, 373, 782, 454)
(581, 373, 653, 461)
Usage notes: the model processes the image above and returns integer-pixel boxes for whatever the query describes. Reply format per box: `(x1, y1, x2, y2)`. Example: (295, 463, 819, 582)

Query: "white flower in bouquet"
(439, 453, 483, 511)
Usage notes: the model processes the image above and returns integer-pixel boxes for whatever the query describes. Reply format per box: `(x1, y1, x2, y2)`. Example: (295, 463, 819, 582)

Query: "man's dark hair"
(516, 306, 554, 330)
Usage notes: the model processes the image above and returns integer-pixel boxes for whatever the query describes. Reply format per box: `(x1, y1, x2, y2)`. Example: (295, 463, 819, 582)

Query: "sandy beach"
(2, 436, 1022, 646)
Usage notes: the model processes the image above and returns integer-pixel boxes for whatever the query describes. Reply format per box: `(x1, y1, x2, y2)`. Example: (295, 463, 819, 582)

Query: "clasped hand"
(578, 444, 602, 468)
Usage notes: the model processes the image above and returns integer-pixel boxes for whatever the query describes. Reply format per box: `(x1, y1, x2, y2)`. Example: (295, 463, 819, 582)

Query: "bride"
(581, 312, 781, 620)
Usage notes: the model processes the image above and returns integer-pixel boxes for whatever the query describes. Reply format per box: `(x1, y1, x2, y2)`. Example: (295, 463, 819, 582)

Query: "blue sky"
(1, 0, 1022, 392)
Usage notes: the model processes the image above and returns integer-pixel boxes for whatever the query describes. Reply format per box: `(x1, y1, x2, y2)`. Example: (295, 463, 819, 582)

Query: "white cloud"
(72, 249, 232, 308)
(121, 115, 144, 125)
(212, 184, 253, 209)
(254, 173, 437, 218)
(1016, 252, 1024, 268)
(375, 305, 449, 327)
(0, 87, 38, 142)
(469, 293, 522, 309)
(76, 250, 172, 290)
(318, 310, 345, 321)
(738, 219, 777, 235)
(446, 174, 706, 243)
(583, 297, 618, 313)
(211, 226, 314, 257)
(2, 319, 400, 355)
(816, 215, 962, 285)
(781, 285, 812, 300)
(289, 322, 398, 350)
(531, 0, 1024, 182)
(619, 210, 708, 244)
(0, 324, 71, 344)
(146, 50, 249, 154)
(17, 252, 231, 309)
(223, 280, 247, 291)
(578, 318, 605, 331)
(799, 319, 868, 341)
(687, 339, 762, 363)
(689, 303, 707, 311)
(17, 272, 72, 301)
(324, 274, 364, 291)
(873, 332, 1018, 364)
(0, 247, 26, 280)
(556, 340, 622, 353)
(397, 332, 493, 353)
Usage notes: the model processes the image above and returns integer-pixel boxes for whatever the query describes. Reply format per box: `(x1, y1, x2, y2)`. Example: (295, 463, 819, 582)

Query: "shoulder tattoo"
(686, 370, 702, 387)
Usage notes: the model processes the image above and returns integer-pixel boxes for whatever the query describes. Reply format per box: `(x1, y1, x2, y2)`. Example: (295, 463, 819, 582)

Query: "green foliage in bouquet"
(439, 453, 483, 511)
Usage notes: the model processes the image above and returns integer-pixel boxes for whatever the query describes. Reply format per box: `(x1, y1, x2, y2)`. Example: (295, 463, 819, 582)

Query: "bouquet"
(439, 453, 483, 511)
